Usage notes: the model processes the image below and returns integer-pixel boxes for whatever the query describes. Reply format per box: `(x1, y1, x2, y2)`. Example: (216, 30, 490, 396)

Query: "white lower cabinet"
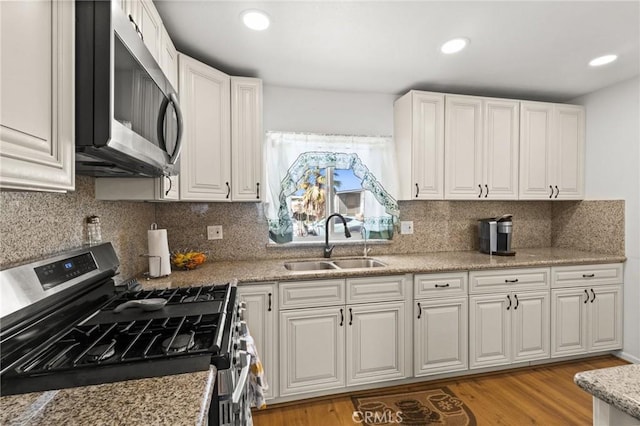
(551, 285, 622, 357)
(346, 301, 407, 386)
(469, 268, 551, 369)
(278, 275, 410, 398)
(237, 283, 277, 400)
(280, 306, 345, 396)
(414, 297, 468, 376)
(550, 264, 623, 358)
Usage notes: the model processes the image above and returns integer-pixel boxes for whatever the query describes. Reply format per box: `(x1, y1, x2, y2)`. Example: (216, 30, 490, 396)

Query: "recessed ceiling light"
(441, 38, 469, 54)
(589, 54, 618, 67)
(241, 10, 270, 31)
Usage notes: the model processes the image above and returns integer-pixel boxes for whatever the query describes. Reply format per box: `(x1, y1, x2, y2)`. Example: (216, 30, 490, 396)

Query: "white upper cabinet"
(179, 54, 232, 201)
(128, 0, 162, 63)
(160, 26, 179, 91)
(394, 91, 445, 200)
(444, 95, 483, 199)
(0, 0, 74, 192)
(231, 77, 263, 201)
(519, 102, 584, 200)
(444, 95, 519, 200)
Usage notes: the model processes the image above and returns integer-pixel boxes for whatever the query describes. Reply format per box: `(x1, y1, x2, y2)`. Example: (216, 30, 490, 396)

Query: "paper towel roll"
(148, 226, 171, 277)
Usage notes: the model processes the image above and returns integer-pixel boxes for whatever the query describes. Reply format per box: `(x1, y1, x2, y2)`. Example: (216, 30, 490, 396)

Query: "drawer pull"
(590, 289, 596, 303)
(339, 308, 344, 326)
(417, 302, 422, 319)
(506, 294, 512, 310)
(435, 283, 450, 288)
(584, 289, 589, 304)
(505, 278, 519, 283)
(582, 274, 595, 278)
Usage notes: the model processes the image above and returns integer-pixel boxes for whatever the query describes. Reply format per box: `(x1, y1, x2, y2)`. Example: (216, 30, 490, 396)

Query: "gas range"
(0, 243, 249, 425)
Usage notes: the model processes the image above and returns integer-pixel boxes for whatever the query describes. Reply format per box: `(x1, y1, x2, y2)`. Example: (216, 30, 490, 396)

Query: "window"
(265, 132, 399, 244)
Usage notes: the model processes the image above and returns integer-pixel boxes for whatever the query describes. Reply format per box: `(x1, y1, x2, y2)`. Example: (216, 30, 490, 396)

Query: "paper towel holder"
(140, 254, 163, 278)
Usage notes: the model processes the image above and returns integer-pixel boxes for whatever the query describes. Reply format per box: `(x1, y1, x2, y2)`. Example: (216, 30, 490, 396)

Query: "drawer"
(414, 272, 468, 298)
(347, 275, 407, 304)
(469, 267, 549, 294)
(279, 279, 345, 309)
(551, 263, 623, 288)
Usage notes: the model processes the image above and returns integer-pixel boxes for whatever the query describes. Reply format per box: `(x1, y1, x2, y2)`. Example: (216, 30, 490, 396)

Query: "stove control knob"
(233, 339, 247, 351)
(239, 301, 247, 310)
(239, 321, 248, 336)
(238, 307, 246, 321)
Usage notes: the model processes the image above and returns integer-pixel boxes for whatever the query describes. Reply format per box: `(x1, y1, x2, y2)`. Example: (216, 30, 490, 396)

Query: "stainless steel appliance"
(75, 0, 183, 177)
(478, 214, 515, 256)
(0, 243, 250, 426)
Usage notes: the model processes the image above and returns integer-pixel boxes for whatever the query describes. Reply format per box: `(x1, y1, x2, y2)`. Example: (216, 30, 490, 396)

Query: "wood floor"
(252, 355, 628, 426)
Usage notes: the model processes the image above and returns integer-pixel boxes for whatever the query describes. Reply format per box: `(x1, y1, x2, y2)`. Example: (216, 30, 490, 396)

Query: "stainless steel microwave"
(75, 0, 182, 177)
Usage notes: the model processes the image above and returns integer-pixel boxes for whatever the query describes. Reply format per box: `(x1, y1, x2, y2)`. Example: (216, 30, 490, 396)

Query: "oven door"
(210, 350, 251, 426)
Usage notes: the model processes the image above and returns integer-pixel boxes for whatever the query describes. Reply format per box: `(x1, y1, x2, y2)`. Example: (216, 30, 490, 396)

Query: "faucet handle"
(324, 245, 335, 258)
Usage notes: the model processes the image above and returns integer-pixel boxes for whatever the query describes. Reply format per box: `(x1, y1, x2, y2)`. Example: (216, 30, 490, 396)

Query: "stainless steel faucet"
(361, 226, 371, 258)
(323, 213, 351, 258)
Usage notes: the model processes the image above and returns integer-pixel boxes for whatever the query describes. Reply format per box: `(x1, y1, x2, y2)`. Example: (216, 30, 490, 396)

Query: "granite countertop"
(574, 364, 640, 420)
(139, 247, 626, 288)
(0, 368, 216, 426)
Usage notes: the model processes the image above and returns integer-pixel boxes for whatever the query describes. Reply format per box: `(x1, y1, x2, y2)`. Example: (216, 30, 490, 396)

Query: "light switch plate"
(207, 225, 223, 240)
(400, 221, 414, 235)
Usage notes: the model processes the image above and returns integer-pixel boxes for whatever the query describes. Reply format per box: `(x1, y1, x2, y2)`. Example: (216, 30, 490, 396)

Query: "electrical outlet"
(207, 225, 223, 240)
(400, 221, 414, 235)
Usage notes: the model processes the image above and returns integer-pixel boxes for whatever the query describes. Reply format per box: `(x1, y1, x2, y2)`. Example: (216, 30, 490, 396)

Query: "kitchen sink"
(283, 258, 386, 271)
(284, 261, 338, 271)
(331, 258, 386, 269)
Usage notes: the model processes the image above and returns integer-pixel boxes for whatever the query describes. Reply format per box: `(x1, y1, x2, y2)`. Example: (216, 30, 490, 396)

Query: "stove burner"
(86, 344, 116, 362)
(162, 334, 194, 353)
(183, 295, 212, 303)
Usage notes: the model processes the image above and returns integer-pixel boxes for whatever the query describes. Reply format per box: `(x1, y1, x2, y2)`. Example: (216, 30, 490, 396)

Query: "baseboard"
(615, 350, 640, 364)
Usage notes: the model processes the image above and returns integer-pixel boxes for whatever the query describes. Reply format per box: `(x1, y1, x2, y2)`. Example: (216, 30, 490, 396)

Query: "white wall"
(263, 85, 397, 136)
(573, 76, 640, 362)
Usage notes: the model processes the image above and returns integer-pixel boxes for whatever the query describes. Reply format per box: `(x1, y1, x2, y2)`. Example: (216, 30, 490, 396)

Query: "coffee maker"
(478, 214, 515, 256)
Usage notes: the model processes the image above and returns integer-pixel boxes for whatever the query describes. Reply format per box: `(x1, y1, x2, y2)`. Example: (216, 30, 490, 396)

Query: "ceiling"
(155, 1, 640, 102)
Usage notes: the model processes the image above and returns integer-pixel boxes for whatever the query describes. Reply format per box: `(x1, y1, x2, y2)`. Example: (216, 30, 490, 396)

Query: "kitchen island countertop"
(0, 367, 216, 426)
(574, 364, 640, 420)
(139, 247, 625, 288)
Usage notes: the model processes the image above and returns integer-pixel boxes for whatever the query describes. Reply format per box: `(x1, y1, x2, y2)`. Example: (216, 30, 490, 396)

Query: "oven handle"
(232, 350, 251, 408)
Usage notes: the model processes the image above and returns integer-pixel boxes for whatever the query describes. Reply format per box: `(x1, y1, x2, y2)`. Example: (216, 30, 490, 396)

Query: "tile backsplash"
(0, 176, 625, 277)
(0, 176, 155, 278)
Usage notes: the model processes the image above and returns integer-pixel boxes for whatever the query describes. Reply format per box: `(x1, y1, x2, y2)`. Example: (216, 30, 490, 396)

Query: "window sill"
(265, 239, 393, 250)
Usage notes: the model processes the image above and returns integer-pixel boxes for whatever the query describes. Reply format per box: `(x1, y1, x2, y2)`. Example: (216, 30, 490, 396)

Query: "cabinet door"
(238, 284, 278, 400)
(519, 102, 554, 200)
(133, 0, 162, 63)
(231, 77, 263, 201)
(178, 54, 231, 201)
(279, 307, 345, 396)
(469, 294, 511, 369)
(412, 92, 445, 199)
(512, 291, 550, 362)
(588, 285, 622, 352)
(346, 302, 407, 386)
(551, 288, 588, 357)
(445, 95, 483, 199)
(554, 105, 585, 199)
(0, 0, 74, 192)
(483, 99, 519, 199)
(160, 26, 178, 91)
(415, 297, 468, 377)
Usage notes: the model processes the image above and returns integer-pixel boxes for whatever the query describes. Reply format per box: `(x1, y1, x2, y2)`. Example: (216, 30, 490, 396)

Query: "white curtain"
(265, 131, 400, 242)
